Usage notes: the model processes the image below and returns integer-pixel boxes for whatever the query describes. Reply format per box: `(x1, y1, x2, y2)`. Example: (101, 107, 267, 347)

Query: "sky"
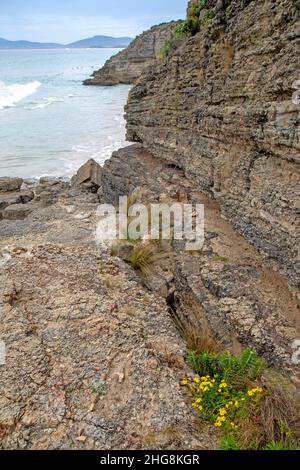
(0, 0, 188, 43)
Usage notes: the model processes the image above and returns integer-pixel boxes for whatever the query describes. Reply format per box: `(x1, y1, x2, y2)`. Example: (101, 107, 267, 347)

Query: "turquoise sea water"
(0, 49, 130, 178)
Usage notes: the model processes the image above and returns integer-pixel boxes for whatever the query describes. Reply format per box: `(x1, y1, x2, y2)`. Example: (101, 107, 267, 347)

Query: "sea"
(0, 48, 131, 178)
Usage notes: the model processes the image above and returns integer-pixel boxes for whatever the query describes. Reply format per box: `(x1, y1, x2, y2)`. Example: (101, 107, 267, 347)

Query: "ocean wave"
(63, 140, 131, 176)
(0, 80, 41, 109)
(29, 97, 64, 109)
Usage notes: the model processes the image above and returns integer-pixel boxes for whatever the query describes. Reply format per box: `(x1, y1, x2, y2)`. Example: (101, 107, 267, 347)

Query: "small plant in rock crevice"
(129, 241, 170, 276)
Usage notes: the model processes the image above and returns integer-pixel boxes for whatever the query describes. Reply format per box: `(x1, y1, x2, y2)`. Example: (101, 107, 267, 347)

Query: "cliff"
(125, 0, 300, 294)
(83, 23, 177, 86)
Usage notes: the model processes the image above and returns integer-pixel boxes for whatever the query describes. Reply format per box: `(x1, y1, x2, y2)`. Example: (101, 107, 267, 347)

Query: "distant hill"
(67, 36, 133, 48)
(0, 36, 133, 49)
(0, 38, 64, 49)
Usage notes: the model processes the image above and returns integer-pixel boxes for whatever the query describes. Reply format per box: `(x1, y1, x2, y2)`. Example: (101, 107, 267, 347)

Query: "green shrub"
(160, 1, 214, 59)
(182, 374, 264, 430)
(220, 435, 241, 450)
(264, 441, 298, 450)
(183, 348, 300, 450)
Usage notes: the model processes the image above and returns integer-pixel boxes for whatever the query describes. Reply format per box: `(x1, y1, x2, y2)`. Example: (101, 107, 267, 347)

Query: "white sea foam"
(0, 81, 41, 109)
(30, 97, 64, 109)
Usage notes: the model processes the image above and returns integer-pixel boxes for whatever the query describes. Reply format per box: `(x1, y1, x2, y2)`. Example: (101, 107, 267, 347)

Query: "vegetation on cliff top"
(160, 0, 214, 58)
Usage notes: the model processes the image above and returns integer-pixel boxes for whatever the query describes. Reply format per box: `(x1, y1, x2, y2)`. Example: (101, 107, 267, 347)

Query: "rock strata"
(83, 23, 177, 86)
(98, 144, 300, 377)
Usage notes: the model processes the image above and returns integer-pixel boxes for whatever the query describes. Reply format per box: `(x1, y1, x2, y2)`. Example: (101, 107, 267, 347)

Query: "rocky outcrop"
(0, 177, 70, 221)
(83, 23, 177, 86)
(125, 0, 300, 293)
(0, 177, 23, 193)
(71, 159, 102, 192)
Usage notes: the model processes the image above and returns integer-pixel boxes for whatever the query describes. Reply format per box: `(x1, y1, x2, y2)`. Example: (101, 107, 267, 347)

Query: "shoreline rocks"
(0, 177, 23, 193)
(0, 173, 217, 450)
(71, 159, 102, 192)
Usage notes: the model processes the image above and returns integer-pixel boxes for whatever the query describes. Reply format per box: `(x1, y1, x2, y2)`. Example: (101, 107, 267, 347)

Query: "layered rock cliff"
(83, 23, 177, 86)
(125, 0, 300, 294)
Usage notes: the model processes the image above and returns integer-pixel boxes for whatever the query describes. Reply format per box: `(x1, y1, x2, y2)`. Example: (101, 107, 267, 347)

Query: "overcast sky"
(0, 0, 188, 43)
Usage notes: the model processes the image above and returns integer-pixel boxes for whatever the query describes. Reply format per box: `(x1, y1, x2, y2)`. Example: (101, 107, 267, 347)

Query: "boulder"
(0, 177, 23, 193)
(19, 190, 34, 204)
(72, 159, 102, 192)
(117, 242, 135, 262)
(0, 192, 22, 211)
(35, 190, 58, 207)
(0, 190, 33, 212)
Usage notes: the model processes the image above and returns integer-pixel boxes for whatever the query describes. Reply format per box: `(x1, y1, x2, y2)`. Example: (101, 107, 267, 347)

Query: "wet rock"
(0, 177, 23, 193)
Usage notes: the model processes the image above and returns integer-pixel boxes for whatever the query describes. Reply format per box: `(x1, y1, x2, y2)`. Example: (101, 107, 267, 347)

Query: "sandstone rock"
(3, 203, 34, 220)
(19, 190, 34, 204)
(39, 176, 60, 185)
(0, 192, 216, 449)
(0, 177, 23, 193)
(0, 192, 22, 211)
(117, 242, 135, 262)
(0, 190, 34, 212)
(72, 159, 102, 192)
(83, 23, 177, 86)
(35, 190, 58, 207)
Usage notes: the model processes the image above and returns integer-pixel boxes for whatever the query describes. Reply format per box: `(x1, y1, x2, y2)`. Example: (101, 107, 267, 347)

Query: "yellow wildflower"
(181, 378, 189, 386)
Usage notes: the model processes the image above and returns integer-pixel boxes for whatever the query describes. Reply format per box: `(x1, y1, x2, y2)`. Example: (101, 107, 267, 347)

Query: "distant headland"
(0, 35, 133, 49)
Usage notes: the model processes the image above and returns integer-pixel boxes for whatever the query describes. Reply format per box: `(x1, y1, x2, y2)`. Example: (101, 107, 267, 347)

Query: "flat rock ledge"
(0, 180, 216, 450)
